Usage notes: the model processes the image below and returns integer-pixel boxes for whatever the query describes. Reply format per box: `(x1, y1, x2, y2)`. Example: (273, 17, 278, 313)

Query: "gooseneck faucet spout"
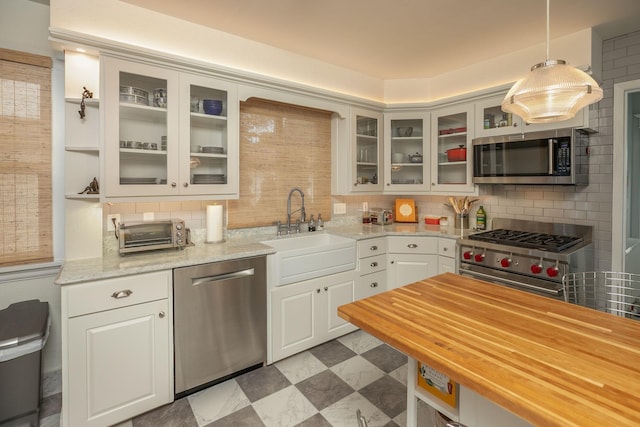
(287, 187, 306, 232)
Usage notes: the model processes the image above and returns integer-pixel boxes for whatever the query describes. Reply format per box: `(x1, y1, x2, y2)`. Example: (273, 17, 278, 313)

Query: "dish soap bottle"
(308, 214, 316, 232)
(317, 213, 324, 231)
(476, 205, 486, 230)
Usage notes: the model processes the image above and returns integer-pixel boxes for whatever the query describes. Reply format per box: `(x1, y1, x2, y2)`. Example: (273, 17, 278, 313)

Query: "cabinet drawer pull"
(370, 261, 378, 268)
(111, 289, 133, 299)
(407, 243, 418, 248)
(370, 245, 378, 251)
(370, 282, 378, 288)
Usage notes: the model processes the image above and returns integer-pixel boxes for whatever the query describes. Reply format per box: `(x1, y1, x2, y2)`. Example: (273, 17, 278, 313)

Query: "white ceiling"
(123, 0, 640, 80)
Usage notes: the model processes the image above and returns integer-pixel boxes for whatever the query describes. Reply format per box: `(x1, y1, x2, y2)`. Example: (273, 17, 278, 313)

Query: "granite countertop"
(55, 223, 471, 286)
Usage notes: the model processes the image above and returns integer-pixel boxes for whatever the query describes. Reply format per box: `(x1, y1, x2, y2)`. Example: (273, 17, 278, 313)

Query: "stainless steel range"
(457, 218, 593, 299)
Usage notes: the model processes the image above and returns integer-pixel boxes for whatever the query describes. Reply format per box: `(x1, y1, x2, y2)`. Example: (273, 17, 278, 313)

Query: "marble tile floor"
(38, 330, 413, 427)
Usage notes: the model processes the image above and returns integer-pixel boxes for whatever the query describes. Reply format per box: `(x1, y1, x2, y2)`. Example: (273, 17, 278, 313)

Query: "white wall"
(1, 0, 63, 374)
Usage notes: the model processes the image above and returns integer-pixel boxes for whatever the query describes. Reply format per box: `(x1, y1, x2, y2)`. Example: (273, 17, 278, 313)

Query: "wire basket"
(562, 271, 640, 320)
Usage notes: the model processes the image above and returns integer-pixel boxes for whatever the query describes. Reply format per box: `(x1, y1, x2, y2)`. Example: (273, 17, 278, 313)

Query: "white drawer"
(438, 237, 457, 258)
(359, 253, 386, 275)
(357, 237, 387, 258)
(64, 270, 171, 318)
(356, 270, 387, 300)
(387, 236, 438, 254)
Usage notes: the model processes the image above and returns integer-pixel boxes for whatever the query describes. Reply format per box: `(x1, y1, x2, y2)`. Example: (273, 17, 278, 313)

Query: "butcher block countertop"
(337, 273, 640, 427)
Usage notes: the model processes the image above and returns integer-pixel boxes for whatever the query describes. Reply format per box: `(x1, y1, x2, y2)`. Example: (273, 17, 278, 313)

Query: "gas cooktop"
(468, 229, 583, 252)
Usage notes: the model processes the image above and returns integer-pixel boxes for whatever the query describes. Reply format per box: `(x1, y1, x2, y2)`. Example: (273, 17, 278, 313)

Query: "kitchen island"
(337, 272, 640, 427)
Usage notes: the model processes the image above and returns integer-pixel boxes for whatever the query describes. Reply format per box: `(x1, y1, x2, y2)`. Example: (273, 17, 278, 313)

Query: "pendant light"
(501, 0, 603, 123)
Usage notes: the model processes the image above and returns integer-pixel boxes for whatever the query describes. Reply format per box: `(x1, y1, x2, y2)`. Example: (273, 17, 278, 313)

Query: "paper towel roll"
(206, 205, 224, 243)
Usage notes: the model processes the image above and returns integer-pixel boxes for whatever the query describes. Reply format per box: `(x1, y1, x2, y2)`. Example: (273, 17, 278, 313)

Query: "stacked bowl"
(202, 99, 223, 115)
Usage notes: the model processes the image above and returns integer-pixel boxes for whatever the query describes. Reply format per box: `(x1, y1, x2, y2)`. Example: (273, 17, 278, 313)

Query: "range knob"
(463, 251, 473, 260)
(500, 257, 511, 268)
(546, 266, 559, 278)
(474, 253, 485, 263)
(530, 264, 543, 274)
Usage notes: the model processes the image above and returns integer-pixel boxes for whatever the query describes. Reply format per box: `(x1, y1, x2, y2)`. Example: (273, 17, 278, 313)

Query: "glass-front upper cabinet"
(103, 56, 238, 199)
(179, 73, 238, 197)
(431, 104, 475, 193)
(103, 56, 179, 198)
(384, 112, 430, 193)
(474, 94, 590, 137)
(351, 107, 383, 192)
(474, 95, 520, 138)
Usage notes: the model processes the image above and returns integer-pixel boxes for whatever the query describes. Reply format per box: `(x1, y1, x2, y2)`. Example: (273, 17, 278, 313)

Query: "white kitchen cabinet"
(384, 112, 431, 193)
(430, 104, 476, 193)
(61, 270, 173, 427)
(270, 270, 357, 362)
(474, 94, 590, 138)
(438, 237, 457, 274)
(387, 236, 439, 289)
(474, 96, 521, 138)
(102, 55, 238, 199)
(356, 237, 388, 300)
(349, 107, 383, 192)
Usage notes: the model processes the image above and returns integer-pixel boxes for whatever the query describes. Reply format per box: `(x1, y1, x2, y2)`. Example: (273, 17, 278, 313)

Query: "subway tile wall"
(104, 29, 640, 271)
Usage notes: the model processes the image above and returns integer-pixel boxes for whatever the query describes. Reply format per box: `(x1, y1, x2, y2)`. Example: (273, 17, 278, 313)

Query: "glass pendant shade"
(502, 59, 603, 123)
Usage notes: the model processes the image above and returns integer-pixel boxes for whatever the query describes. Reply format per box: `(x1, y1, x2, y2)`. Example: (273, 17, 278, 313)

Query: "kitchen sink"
(261, 233, 356, 286)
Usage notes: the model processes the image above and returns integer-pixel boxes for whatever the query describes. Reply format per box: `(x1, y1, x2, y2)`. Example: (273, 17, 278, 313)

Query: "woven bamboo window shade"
(0, 48, 52, 266)
(227, 98, 332, 228)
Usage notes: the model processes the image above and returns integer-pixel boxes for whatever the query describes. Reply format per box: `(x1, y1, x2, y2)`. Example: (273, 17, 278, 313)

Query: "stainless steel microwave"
(472, 128, 590, 185)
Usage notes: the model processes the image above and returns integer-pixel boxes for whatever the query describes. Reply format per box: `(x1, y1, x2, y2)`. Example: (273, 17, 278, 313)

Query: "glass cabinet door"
(474, 95, 520, 138)
(431, 104, 475, 193)
(384, 113, 429, 192)
(179, 73, 238, 196)
(352, 108, 383, 192)
(103, 56, 179, 197)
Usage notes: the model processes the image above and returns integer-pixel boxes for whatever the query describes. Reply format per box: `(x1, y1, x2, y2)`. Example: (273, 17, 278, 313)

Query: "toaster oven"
(118, 219, 189, 255)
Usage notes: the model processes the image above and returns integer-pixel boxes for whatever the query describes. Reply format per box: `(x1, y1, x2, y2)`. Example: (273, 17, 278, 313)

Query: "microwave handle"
(548, 139, 554, 175)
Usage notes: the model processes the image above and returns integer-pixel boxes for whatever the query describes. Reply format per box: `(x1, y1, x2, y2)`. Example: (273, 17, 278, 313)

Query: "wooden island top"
(337, 273, 640, 427)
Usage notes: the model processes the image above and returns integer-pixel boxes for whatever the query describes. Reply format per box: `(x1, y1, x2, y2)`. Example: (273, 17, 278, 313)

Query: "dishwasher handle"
(191, 268, 255, 287)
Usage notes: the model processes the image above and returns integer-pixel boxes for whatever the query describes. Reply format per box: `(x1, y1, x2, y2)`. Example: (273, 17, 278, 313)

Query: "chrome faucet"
(286, 187, 306, 233)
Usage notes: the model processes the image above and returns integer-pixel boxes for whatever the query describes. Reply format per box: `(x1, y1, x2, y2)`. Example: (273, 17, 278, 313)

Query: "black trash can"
(0, 300, 50, 427)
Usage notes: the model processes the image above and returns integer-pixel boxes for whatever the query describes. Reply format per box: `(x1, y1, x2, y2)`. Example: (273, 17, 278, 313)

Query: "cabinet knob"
(183, 182, 189, 187)
(111, 289, 133, 299)
(443, 247, 448, 252)
(390, 260, 395, 264)
(407, 243, 418, 248)
(171, 182, 177, 187)
(317, 288, 321, 293)
(370, 245, 378, 251)
(370, 282, 378, 288)
(370, 261, 378, 267)
(159, 311, 165, 318)
(324, 286, 328, 291)
(386, 183, 390, 186)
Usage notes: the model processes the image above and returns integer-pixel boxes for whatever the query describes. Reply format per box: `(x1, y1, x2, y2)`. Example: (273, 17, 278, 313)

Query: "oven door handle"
(460, 268, 563, 297)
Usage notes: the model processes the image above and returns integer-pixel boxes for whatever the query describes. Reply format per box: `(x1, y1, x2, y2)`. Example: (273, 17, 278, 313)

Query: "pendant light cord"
(546, 0, 550, 61)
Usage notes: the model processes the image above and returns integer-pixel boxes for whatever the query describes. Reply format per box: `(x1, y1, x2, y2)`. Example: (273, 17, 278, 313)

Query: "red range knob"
(530, 264, 543, 274)
(500, 258, 511, 268)
(546, 267, 559, 277)
(463, 251, 473, 260)
(474, 253, 485, 262)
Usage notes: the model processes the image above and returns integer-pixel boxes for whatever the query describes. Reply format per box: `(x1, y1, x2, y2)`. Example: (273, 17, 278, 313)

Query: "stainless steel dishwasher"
(173, 256, 266, 397)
